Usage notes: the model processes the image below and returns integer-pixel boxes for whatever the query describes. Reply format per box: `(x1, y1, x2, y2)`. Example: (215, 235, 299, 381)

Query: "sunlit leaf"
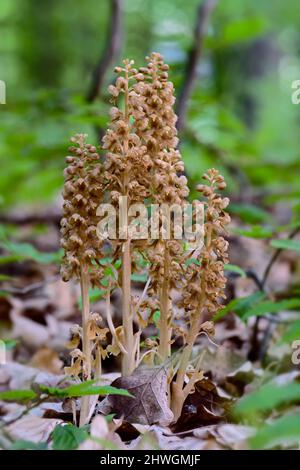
(0, 389, 37, 402)
(51, 424, 88, 450)
(250, 414, 300, 449)
(214, 292, 265, 321)
(270, 239, 300, 252)
(224, 264, 246, 277)
(39, 380, 132, 398)
(241, 298, 300, 321)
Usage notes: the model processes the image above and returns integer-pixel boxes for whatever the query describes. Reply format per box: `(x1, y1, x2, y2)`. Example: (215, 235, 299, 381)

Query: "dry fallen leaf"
(211, 423, 254, 449)
(6, 415, 63, 442)
(79, 415, 125, 450)
(129, 425, 222, 450)
(29, 347, 63, 374)
(173, 377, 228, 432)
(98, 365, 174, 425)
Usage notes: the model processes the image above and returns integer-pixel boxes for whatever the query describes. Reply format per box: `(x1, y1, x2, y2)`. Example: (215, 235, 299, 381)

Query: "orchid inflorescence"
(60, 53, 230, 425)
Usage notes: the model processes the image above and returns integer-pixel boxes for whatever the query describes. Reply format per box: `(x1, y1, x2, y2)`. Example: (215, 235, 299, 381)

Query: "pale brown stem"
(171, 223, 213, 420)
(121, 67, 135, 376)
(87, 345, 102, 423)
(106, 289, 127, 355)
(121, 239, 134, 375)
(174, 316, 201, 391)
(158, 246, 171, 362)
(79, 263, 92, 426)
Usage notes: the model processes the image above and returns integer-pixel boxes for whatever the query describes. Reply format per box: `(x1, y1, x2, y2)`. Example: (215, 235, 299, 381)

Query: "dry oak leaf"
(6, 415, 63, 442)
(79, 415, 125, 450)
(98, 365, 174, 426)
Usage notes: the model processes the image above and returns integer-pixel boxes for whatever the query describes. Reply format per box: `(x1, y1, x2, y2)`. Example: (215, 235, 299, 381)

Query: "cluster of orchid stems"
(60, 53, 230, 425)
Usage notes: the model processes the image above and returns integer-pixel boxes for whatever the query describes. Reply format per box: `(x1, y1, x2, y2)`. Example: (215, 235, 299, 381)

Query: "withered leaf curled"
(98, 365, 174, 425)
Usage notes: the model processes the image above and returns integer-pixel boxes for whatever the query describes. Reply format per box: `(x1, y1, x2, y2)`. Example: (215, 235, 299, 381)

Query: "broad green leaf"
(235, 382, 300, 417)
(222, 17, 267, 46)
(153, 310, 161, 326)
(0, 274, 13, 281)
(184, 257, 201, 267)
(1, 339, 18, 350)
(131, 273, 148, 283)
(78, 288, 106, 308)
(270, 239, 300, 252)
(213, 292, 265, 321)
(229, 203, 272, 224)
(250, 414, 300, 449)
(10, 440, 48, 450)
(0, 240, 62, 265)
(280, 321, 300, 343)
(233, 226, 273, 239)
(51, 424, 88, 450)
(0, 389, 37, 402)
(104, 413, 115, 422)
(224, 264, 246, 277)
(39, 380, 132, 398)
(241, 298, 300, 321)
(0, 255, 26, 265)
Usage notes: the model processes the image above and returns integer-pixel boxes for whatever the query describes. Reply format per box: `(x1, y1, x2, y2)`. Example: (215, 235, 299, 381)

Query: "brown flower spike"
(60, 54, 231, 427)
(61, 133, 106, 426)
(172, 169, 230, 420)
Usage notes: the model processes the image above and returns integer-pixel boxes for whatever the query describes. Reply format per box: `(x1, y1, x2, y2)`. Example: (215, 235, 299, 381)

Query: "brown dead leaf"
(129, 425, 222, 450)
(211, 424, 254, 449)
(29, 347, 63, 374)
(6, 415, 63, 442)
(11, 311, 49, 349)
(98, 365, 174, 425)
(173, 377, 229, 432)
(79, 415, 125, 450)
(1, 362, 40, 390)
(199, 345, 246, 382)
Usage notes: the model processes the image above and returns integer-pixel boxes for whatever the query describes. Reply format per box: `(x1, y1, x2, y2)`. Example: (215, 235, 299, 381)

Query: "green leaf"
(213, 292, 265, 321)
(51, 424, 88, 450)
(39, 380, 132, 398)
(104, 413, 115, 423)
(131, 273, 148, 283)
(235, 382, 300, 417)
(250, 414, 300, 449)
(222, 17, 267, 47)
(224, 264, 246, 277)
(0, 389, 37, 402)
(1, 339, 18, 350)
(0, 274, 13, 281)
(10, 440, 48, 450)
(241, 298, 300, 321)
(270, 239, 300, 252)
(280, 321, 300, 343)
(0, 240, 62, 265)
(229, 203, 272, 224)
(78, 288, 106, 308)
(153, 310, 161, 326)
(184, 257, 201, 267)
(233, 226, 273, 239)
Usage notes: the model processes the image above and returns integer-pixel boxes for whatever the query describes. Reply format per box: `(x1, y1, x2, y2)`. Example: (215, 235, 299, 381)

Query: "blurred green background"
(0, 0, 300, 218)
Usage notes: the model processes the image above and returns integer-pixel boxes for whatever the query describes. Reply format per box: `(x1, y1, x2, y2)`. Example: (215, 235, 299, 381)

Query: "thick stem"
(158, 245, 171, 362)
(120, 67, 135, 376)
(171, 316, 201, 421)
(87, 345, 102, 423)
(175, 317, 199, 390)
(171, 223, 213, 420)
(121, 238, 135, 375)
(79, 263, 92, 427)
